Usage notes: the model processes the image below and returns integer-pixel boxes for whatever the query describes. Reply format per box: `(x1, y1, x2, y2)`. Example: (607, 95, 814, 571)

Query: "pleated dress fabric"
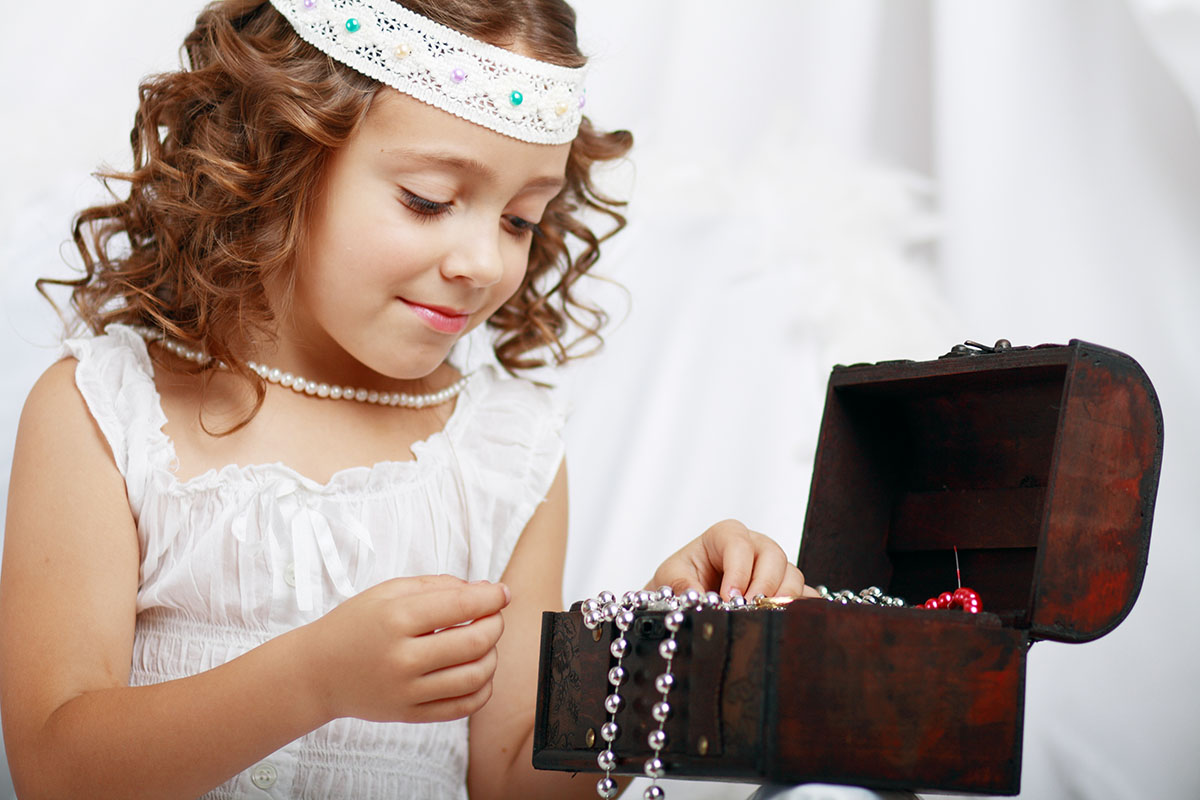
(65, 325, 565, 799)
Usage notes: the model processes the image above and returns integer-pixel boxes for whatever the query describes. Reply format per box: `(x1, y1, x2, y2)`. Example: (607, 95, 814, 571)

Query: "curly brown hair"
(44, 0, 631, 418)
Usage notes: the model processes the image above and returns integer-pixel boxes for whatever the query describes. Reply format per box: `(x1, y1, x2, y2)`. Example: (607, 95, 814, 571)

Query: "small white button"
(284, 562, 296, 587)
(250, 762, 277, 789)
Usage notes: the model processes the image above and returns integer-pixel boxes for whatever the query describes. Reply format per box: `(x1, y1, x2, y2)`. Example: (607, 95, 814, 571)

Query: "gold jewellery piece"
(752, 595, 798, 609)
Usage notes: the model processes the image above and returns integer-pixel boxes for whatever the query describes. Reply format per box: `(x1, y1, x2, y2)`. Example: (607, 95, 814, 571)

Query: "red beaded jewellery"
(920, 547, 982, 613)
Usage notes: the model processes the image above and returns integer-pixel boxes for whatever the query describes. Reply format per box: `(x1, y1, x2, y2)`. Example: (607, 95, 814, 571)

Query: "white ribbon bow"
(234, 478, 374, 612)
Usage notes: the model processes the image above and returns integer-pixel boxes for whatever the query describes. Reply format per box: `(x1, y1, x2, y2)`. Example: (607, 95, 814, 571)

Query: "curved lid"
(797, 340, 1162, 643)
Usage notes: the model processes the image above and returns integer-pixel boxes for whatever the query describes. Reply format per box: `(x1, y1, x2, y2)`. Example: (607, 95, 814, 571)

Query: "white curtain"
(562, 2, 1200, 799)
(2, 2, 1197, 799)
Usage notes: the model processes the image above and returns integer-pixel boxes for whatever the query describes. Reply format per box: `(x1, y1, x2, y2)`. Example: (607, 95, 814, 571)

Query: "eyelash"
(504, 216, 543, 238)
(399, 189, 542, 238)
(400, 190, 450, 218)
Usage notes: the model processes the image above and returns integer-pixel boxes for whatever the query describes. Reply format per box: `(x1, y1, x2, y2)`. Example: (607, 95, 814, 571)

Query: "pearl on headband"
(129, 326, 470, 409)
(268, 0, 588, 145)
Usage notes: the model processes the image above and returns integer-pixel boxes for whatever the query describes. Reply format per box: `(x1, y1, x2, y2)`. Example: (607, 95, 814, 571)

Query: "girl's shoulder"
(454, 364, 566, 448)
(14, 353, 128, 488)
(56, 324, 156, 411)
(20, 325, 138, 444)
(465, 363, 560, 411)
(41, 325, 165, 481)
(22, 356, 88, 419)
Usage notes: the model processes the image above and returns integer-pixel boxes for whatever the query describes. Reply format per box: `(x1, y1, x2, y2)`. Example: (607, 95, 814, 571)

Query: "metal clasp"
(945, 339, 1013, 357)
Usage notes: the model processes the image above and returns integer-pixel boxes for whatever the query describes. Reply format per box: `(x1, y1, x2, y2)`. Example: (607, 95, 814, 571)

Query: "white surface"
(2, 1, 1198, 799)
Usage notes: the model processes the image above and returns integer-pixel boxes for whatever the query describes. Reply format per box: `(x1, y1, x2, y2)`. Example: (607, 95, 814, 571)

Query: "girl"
(0, 1, 810, 797)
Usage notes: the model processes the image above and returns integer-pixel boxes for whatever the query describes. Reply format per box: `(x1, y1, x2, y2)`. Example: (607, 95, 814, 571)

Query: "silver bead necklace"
(131, 326, 471, 409)
(815, 585, 908, 607)
(579, 585, 916, 798)
(581, 586, 753, 800)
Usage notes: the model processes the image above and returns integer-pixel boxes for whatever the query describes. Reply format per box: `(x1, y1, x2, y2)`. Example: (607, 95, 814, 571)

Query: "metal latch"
(944, 339, 1014, 357)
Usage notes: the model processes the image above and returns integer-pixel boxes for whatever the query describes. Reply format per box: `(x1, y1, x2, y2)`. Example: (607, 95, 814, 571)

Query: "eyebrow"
(382, 148, 566, 194)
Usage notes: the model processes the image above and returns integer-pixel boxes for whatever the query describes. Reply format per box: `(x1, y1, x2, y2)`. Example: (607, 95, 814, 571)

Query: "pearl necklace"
(131, 326, 471, 409)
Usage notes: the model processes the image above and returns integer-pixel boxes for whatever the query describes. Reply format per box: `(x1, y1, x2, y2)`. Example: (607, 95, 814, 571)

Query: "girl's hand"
(299, 574, 510, 724)
(646, 519, 819, 600)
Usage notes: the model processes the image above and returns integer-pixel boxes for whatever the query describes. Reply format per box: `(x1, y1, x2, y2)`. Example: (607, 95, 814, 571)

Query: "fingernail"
(729, 587, 743, 598)
(499, 583, 511, 603)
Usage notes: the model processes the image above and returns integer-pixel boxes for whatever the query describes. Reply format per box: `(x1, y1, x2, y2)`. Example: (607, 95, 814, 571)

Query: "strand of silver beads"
(593, 593, 632, 799)
(130, 326, 471, 409)
(580, 585, 913, 798)
(580, 586, 752, 799)
(814, 585, 907, 607)
(644, 605, 682, 800)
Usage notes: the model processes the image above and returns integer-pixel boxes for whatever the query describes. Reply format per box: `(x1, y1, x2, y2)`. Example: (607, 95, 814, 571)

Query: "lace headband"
(269, 0, 588, 144)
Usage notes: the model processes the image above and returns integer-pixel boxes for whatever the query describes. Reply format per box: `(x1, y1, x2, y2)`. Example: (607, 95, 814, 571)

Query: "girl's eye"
(400, 189, 452, 218)
(504, 215, 543, 238)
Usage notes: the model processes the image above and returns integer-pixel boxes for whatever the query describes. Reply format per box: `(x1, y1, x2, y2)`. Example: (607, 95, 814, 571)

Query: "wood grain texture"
(533, 340, 1162, 793)
(767, 602, 1024, 794)
(1031, 343, 1162, 641)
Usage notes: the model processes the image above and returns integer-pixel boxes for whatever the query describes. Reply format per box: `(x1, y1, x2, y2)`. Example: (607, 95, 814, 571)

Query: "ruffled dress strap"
(63, 324, 174, 521)
(422, 365, 566, 583)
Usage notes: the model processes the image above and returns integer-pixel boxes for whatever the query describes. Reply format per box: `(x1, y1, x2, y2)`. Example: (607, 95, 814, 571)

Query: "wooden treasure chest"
(532, 339, 1162, 795)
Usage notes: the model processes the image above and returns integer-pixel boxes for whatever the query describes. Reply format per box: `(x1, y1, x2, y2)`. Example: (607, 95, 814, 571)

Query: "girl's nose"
(439, 223, 505, 287)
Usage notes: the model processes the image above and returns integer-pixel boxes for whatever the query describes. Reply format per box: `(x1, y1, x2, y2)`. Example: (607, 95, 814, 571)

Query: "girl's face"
(275, 89, 571, 385)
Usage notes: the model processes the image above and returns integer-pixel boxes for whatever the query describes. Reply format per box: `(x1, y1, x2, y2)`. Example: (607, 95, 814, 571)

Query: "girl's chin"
(364, 348, 460, 384)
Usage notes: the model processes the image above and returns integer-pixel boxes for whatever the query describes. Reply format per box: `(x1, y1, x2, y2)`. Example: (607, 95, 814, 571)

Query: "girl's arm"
(0, 360, 509, 800)
(466, 466, 812, 800)
(466, 462, 606, 799)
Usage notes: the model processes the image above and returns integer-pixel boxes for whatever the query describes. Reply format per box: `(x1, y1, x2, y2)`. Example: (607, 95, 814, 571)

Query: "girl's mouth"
(401, 299, 470, 334)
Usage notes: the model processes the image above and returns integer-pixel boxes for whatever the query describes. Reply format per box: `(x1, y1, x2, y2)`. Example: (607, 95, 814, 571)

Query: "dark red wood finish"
(532, 340, 1162, 794)
(795, 341, 1160, 639)
(767, 601, 1025, 794)
(1032, 344, 1161, 640)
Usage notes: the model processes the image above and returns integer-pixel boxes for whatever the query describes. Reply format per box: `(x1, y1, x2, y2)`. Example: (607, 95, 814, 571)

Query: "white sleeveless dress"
(65, 324, 565, 799)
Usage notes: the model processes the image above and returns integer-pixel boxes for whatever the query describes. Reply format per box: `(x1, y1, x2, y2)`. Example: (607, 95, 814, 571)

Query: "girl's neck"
(143, 330, 467, 484)
(257, 287, 467, 400)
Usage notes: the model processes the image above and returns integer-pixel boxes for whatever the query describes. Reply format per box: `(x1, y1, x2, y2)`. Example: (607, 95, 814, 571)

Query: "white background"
(2, 1, 1198, 798)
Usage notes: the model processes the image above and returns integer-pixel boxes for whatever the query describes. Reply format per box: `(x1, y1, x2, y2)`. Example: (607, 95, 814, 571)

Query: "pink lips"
(402, 299, 470, 334)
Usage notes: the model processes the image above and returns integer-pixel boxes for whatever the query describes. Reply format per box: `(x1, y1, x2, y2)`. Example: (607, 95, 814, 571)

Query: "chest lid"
(797, 340, 1162, 643)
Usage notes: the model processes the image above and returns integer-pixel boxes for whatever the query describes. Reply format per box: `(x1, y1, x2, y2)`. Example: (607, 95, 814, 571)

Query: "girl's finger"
(414, 612, 504, 673)
(777, 564, 812, 598)
(742, 540, 789, 599)
(409, 646, 499, 706)
(399, 582, 510, 634)
(408, 676, 496, 723)
(648, 559, 710, 597)
(714, 533, 756, 599)
(376, 573, 470, 599)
